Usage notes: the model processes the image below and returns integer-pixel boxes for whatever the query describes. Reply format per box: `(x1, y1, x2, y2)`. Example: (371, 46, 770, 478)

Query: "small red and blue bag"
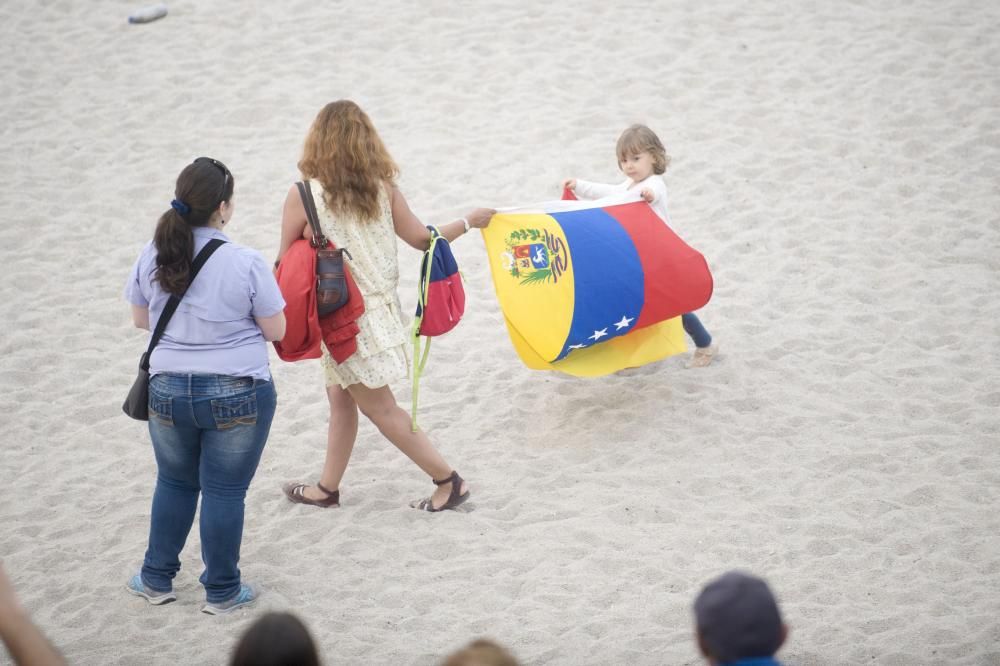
(410, 226, 465, 429)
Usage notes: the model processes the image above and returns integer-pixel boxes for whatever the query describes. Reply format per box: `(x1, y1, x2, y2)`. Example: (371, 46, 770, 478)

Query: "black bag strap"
(140, 238, 226, 370)
(296, 180, 328, 249)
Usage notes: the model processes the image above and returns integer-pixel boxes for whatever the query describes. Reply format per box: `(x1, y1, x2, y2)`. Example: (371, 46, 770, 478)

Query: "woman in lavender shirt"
(123, 158, 286, 615)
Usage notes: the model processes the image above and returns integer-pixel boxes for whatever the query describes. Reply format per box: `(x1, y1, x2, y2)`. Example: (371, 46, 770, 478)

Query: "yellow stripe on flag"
(502, 314, 686, 377)
(484, 213, 575, 363)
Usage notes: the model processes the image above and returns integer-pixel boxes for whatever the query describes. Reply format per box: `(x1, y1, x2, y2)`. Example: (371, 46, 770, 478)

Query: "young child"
(562, 123, 717, 368)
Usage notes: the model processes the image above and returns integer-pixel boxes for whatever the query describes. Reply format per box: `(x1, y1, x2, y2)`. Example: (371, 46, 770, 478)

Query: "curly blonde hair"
(298, 100, 399, 222)
(616, 124, 670, 174)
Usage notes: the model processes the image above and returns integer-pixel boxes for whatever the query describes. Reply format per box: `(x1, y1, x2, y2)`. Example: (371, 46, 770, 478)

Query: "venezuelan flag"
(482, 195, 713, 377)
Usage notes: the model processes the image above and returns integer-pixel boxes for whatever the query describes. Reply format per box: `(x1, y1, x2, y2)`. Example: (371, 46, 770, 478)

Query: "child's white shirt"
(573, 175, 671, 224)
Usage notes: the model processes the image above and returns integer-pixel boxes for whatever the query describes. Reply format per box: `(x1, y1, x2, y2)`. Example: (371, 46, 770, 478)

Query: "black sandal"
(282, 481, 340, 508)
(410, 471, 470, 512)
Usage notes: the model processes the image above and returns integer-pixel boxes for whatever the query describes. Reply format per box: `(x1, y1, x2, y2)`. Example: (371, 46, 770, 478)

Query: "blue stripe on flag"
(550, 207, 644, 360)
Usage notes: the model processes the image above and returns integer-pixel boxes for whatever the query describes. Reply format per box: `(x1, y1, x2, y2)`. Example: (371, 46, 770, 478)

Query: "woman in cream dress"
(276, 100, 493, 512)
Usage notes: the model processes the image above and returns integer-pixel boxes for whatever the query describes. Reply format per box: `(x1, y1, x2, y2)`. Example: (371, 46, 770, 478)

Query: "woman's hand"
(465, 208, 496, 229)
(561, 178, 576, 191)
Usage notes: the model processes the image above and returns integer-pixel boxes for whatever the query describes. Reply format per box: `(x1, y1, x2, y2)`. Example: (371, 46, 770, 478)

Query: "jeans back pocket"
(211, 393, 258, 429)
(148, 389, 173, 426)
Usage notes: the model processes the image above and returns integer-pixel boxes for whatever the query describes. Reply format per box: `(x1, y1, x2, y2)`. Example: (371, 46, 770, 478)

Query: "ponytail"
(151, 157, 234, 296)
(153, 208, 195, 296)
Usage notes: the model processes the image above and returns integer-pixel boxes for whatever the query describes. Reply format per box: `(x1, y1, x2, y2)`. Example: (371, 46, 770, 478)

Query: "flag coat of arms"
(482, 194, 713, 376)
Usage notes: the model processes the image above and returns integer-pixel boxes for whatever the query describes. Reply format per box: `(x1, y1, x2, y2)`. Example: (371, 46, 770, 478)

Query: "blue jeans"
(141, 373, 276, 603)
(682, 312, 712, 349)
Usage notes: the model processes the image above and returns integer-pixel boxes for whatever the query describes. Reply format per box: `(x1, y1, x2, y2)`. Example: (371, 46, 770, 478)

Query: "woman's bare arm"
(131, 305, 150, 331)
(390, 186, 494, 249)
(276, 184, 311, 265)
(254, 312, 286, 342)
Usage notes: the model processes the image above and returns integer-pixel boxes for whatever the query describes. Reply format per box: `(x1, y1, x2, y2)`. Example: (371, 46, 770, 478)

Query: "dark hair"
(441, 639, 520, 666)
(230, 612, 320, 666)
(694, 571, 784, 662)
(153, 157, 234, 296)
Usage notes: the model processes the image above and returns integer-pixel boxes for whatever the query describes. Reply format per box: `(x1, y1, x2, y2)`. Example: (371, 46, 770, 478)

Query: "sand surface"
(1, 1, 998, 664)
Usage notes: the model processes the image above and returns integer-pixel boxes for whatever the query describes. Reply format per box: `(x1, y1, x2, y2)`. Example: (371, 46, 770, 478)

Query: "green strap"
(410, 229, 440, 432)
(410, 333, 432, 432)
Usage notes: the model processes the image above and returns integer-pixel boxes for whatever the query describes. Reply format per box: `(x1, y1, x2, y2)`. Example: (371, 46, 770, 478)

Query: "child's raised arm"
(572, 178, 623, 200)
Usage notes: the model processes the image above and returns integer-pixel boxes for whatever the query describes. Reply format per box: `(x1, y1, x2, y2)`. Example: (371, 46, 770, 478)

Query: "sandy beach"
(1, 1, 998, 664)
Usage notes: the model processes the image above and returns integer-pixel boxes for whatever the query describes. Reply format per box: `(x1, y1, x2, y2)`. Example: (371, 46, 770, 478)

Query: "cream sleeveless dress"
(308, 180, 410, 389)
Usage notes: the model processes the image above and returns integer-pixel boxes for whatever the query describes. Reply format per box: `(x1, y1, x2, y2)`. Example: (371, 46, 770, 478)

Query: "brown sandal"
(282, 481, 340, 508)
(410, 471, 470, 512)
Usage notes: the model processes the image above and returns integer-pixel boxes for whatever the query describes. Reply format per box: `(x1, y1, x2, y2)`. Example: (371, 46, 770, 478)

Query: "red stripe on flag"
(601, 202, 713, 329)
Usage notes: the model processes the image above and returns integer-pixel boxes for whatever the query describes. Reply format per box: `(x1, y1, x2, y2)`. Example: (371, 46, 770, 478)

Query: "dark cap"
(693, 570, 784, 662)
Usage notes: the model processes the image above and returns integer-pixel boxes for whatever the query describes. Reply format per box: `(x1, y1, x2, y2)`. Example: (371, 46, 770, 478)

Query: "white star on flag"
(569, 344, 586, 349)
(614, 315, 634, 330)
(589, 328, 608, 341)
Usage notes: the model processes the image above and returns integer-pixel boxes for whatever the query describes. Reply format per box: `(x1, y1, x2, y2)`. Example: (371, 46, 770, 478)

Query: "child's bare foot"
(686, 344, 717, 368)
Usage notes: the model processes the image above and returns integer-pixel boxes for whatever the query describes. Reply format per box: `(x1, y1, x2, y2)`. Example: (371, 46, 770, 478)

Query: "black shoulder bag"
(296, 180, 352, 316)
(122, 238, 226, 420)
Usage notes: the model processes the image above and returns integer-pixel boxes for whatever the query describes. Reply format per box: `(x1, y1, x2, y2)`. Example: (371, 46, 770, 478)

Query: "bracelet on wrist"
(460, 217, 470, 233)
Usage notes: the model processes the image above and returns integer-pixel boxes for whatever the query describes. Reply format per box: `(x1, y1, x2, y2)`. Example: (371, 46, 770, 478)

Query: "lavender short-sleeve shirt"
(124, 227, 285, 380)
